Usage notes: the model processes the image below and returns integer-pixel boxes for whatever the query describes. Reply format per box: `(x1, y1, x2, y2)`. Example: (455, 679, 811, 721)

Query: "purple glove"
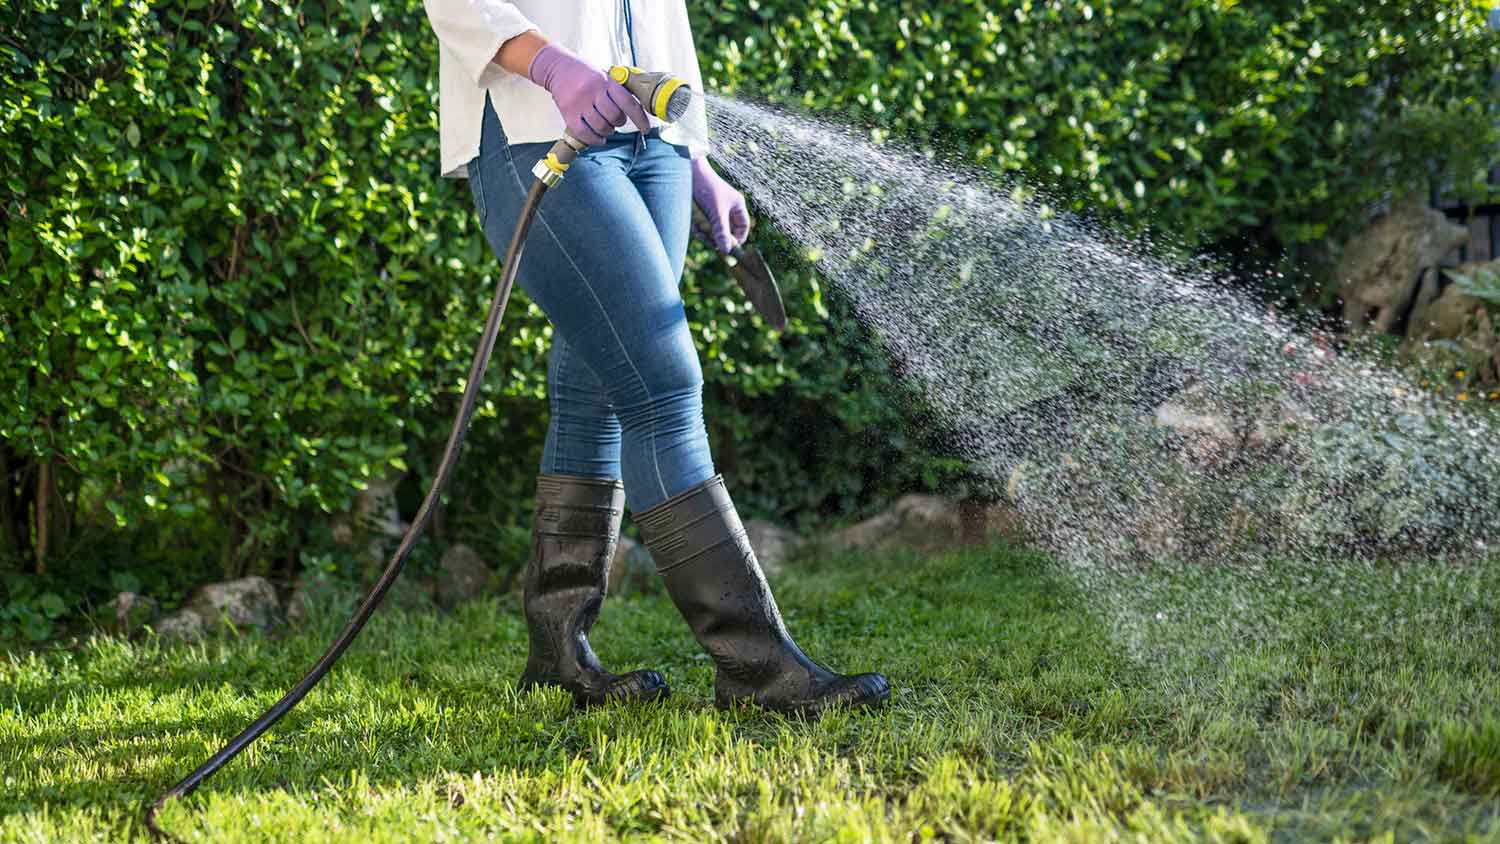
(528, 43, 650, 147)
(692, 158, 751, 254)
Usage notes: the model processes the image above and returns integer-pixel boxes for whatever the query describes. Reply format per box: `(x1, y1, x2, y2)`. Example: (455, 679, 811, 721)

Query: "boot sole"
(715, 682, 892, 719)
(520, 674, 672, 708)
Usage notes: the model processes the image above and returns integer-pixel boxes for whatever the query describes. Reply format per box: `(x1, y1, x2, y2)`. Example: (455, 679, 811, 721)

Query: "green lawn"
(3, 544, 1499, 842)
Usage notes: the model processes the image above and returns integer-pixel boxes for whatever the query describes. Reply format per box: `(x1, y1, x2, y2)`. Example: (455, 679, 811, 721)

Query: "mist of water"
(698, 92, 1500, 662)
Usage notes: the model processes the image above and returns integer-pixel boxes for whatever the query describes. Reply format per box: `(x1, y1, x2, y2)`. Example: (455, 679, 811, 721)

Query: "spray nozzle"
(609, 66, 694, 123)
(534, 67, 694, 186)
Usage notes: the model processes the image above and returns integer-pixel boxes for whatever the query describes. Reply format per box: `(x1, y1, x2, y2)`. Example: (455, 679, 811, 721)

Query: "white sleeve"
(423, 0, 537, 87)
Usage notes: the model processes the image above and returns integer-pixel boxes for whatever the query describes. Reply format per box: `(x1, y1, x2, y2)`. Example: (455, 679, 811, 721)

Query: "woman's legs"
(468, 97, 888, 715)
(470, 98, 712, 511)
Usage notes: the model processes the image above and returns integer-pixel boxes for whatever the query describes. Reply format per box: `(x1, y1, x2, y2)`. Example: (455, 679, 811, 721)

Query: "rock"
(743, 519, 805, 574)
(436, 543, 492, 610)
(386, 573, 436, 611)
(106, 591, 159, 637)
(183, 576, 282, 633)
(1401, 260, 1500, 384)
(1154, 394, 1235, 462)
(607, 534, 658, 595)
(153, 609, 205, 640)
(285, 575, 357, 624)
(827, 494, 963, 553)
(959, 499, 1028, 545)
(1410, 260, 1496, 341)
(1335, 193, 1467, 334)
(330, 470, 410, 575)
(285, 586, 313, 625)
(1153, 383, 1314, 466)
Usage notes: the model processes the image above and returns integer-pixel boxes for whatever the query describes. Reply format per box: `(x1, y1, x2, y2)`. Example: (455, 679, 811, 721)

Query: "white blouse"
(422, 0, 709, 178)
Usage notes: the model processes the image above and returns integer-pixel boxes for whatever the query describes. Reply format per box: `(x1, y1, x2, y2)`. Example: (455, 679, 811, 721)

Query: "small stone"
(743, 519, 805, 574)
(607, 535, 657, 595)
(826, 494, 962, 553)
(285, 586, 312, 625)
(436, 543, 492, 610)
(106, 592, 159, 637)
(153, 609, 205, 641)
(184, 576, 282, 633)
(285, 576, 355, 624)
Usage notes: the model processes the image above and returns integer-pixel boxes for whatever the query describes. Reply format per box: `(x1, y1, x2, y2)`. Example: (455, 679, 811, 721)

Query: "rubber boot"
(636, 475, 890, 716)
(519, 474, 669, 706)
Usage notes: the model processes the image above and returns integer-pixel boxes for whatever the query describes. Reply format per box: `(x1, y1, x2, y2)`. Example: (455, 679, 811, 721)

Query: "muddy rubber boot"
(519, 474, 669, 706)
(636, 475, 890, 716)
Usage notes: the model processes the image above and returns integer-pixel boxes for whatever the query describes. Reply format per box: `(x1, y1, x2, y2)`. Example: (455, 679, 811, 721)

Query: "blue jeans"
(466, 96, 715, 512)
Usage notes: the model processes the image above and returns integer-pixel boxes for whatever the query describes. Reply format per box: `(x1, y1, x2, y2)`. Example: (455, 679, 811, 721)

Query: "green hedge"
(2, 0, 1496, 638)
(0, 0, 925, 638)
(696, 0, 1500, 275)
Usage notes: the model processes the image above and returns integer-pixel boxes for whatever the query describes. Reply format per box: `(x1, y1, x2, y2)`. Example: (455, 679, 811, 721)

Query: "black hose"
(145, 178, 552, 839)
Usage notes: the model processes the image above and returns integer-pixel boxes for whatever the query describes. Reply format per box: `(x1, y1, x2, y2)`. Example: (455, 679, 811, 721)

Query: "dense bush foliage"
(4, 0, 500, 632)
(0, 0, 926, 637)
(2, 0, 1497, 637)
(695, 0, 1500, 287)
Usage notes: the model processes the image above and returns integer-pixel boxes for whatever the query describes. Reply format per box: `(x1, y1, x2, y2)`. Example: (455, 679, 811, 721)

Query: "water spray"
(144, 65, 712, 837)
(698, 92, 1500, 675)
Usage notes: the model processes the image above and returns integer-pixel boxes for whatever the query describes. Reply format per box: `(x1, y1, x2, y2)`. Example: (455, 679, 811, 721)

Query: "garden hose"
(146, 66, 694, 839)
(144, 177, 547, 839)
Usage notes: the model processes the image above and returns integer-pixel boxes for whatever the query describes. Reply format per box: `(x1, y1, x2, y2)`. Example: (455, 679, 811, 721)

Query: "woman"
(422, 0, 889, 716)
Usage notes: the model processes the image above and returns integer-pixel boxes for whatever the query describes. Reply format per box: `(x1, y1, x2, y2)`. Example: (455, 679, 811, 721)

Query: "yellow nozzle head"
(608, 66, 693, 123)
(651, 77, 690, 122)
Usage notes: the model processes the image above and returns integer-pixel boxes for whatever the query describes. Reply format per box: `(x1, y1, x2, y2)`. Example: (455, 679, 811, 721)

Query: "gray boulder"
(106, 591, 159, 637)
(743, 519, 805, 575)
(1153, 382, 1315, 467)
(183, 576, 282, 633)
(285, 575, 359, 624)
(384, 572, 436, 611)
(607, 534, 658, 594)
(153, 609, 206, 640)
(330, 470, 410, 575)
(1336, 193, 1467, 334)
(285, 585, 313, 625)
(1409, 260, 1497, 358)
(959, 499, 1028, 545)
(436, 543, 492, 610)
(827, 495, 963, 553)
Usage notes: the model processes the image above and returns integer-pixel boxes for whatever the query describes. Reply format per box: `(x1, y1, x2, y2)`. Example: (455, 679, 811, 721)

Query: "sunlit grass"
(3, 545, 1499, 842)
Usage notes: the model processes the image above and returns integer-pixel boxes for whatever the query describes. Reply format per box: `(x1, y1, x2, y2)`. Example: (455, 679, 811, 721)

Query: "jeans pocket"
(465, 157, 488, 223)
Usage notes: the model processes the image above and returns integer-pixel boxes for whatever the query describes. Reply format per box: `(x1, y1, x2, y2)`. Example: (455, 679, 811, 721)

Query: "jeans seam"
(467, 158, 488, 223)
(501, 147, 671, 503)
(551, 338, 569, 473)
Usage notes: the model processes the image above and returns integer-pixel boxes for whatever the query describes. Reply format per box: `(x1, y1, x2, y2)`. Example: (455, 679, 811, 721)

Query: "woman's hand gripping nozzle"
(532, 64, 695, 186)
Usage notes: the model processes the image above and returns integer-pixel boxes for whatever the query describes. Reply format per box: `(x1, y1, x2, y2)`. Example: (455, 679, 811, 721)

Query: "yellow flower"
(1490, 391, 1500, 401)
(1457, 392, 1470, 401)
(1455, 370, 1467, 379)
